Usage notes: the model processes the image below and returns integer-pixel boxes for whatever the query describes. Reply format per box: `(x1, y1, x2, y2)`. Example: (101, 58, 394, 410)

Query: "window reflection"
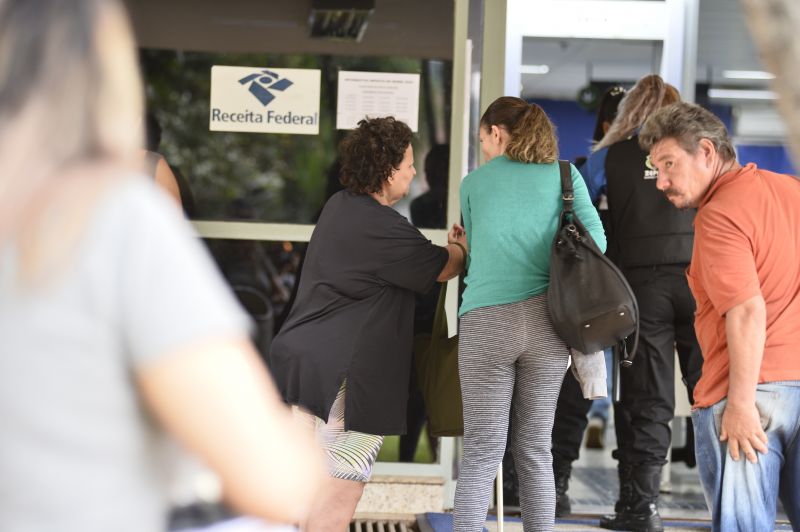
(140, 49, 450, 223)
(203, 239, 306, 358)
(410, 143, 449, 229)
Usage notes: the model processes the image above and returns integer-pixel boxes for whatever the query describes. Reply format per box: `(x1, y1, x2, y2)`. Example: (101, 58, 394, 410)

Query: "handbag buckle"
(566, 224, 583, 242)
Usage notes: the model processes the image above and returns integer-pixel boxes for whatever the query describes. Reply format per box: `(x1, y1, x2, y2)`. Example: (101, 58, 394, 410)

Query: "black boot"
(600, 463, 633, 528)
(601, 462, 633, 518)
(600, 464, 663, 532)
(553, 459, 572, 517)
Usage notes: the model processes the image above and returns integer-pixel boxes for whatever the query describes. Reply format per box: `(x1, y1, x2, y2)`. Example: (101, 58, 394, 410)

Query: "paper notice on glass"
(336, 71, 420, 131)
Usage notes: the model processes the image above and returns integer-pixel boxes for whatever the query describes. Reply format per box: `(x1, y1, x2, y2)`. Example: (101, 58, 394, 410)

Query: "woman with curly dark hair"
(269, 116, 467, 531)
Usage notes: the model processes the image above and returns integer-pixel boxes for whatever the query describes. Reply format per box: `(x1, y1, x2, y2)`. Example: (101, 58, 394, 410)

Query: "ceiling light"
(708, 88, 777, 100)
(309, 0, 375, 42)
(521, 64, 550, 75)
(722, 70, 775, 80)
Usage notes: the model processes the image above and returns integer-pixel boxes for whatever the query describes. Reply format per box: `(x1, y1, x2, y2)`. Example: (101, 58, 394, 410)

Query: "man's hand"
(720, 401, 768, 463)
(722, 295, 768, 464)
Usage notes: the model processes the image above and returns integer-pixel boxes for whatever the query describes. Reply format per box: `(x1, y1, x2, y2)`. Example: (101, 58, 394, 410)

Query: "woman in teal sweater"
(454, 97, 605, 532)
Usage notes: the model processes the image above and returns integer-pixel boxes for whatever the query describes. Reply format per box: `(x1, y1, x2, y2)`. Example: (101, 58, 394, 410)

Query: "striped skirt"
(293, 383, 384, 483)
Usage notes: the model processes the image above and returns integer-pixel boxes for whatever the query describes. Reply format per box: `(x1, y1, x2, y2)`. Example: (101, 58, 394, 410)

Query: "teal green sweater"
(459, 156, 606, 317)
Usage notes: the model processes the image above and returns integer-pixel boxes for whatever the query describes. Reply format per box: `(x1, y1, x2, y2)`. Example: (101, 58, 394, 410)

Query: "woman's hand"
(438, 224, 468, 281)
(448, 223, 467, 250)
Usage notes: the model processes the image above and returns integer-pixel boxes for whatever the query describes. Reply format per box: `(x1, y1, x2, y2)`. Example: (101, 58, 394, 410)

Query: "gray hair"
(0, 0, 143, 278)
(639, 102, 736, 161)
(0, 0, 142, 163)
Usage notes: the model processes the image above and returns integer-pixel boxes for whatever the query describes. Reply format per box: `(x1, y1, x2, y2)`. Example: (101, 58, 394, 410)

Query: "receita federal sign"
(209, 66, 321, 135)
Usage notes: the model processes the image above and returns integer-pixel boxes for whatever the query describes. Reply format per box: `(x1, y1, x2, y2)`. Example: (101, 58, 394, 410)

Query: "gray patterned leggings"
(454, 293, 570, 532)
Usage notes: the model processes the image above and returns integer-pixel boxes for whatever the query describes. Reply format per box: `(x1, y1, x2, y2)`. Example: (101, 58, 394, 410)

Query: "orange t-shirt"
(688, 163, 800, 409)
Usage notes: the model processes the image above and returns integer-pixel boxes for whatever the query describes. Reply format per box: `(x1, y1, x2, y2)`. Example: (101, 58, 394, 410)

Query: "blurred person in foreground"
(454, 97, 605, 532)
(0, 1, 323, 531)
(582, 74, 702, 532)
(269, 116, 467, 532)
(641, 102, 800, 532)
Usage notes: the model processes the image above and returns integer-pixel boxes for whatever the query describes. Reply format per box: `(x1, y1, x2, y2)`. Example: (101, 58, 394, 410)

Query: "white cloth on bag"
(569, 348, 608, 400)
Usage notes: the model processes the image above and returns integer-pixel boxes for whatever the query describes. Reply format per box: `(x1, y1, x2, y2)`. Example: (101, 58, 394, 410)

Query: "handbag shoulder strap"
(556, 160, 642, 367)
(557, 160, 574, 215)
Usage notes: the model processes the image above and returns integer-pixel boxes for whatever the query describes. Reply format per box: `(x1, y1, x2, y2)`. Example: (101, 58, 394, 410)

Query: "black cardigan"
(269, 191, 448, 435)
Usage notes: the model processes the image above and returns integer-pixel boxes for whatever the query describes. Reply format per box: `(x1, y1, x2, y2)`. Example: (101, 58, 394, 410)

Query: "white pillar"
(662, 0, 698, 102)
(681, 0, 700, 103)
(480, 0, 506, 114)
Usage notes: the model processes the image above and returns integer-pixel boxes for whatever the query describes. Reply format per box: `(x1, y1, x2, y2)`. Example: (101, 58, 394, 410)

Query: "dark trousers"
(551, 370, 593, 465)
(613, 264, 703, 467)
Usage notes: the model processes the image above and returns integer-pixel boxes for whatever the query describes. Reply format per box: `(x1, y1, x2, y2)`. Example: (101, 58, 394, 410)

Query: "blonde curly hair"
(593, 74, 680, 152)
(480, 97, 558, 164)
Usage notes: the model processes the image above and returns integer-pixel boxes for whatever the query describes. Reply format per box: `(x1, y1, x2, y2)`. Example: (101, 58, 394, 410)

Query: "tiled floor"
(565, 421, 707, 519)
(551, 418, 790, 524)
(568, 463, 708, 520)
(420, 512, 722, 532)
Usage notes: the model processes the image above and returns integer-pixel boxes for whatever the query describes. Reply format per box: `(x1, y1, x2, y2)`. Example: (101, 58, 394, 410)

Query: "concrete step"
(355, 475, 445, 516)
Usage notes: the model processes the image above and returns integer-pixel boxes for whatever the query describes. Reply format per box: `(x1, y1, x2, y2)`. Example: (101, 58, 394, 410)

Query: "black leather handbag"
(547, 160, 639, 365)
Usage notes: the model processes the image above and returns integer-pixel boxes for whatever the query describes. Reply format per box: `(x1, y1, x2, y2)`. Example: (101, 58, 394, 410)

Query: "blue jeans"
(692, 382, 800, 531)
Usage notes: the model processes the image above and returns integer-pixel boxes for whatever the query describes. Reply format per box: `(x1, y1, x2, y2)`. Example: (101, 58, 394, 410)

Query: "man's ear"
(698, 138, 715, 167)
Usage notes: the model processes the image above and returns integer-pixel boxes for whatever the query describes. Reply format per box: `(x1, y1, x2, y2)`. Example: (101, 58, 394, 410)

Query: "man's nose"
(655, 173, 669, 191)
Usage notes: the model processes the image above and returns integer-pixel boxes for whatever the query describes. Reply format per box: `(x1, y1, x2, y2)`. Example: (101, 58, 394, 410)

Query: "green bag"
(413, 282, 464, 437)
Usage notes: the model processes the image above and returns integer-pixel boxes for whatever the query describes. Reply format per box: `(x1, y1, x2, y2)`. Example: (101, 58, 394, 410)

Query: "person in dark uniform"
(268, 117, 467, 532)
(550, 85, 627, 517)
(581, 74, 703, 532)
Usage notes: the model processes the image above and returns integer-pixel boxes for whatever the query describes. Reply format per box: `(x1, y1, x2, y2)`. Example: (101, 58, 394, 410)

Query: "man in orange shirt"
(639, 102, 800, 532)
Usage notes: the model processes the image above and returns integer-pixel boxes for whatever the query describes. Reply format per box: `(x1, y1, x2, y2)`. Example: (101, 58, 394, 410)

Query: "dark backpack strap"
(558, 160, 574, 215)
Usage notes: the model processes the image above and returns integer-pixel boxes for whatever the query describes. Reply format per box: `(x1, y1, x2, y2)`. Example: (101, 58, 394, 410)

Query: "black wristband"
(450, 242, 468, 262)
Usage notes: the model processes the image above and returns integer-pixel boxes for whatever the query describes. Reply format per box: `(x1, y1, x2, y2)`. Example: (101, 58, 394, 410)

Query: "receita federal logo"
(644, 154, 659, 180)
(209, 66, 321, 135)
(238, 69, 293, 106)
